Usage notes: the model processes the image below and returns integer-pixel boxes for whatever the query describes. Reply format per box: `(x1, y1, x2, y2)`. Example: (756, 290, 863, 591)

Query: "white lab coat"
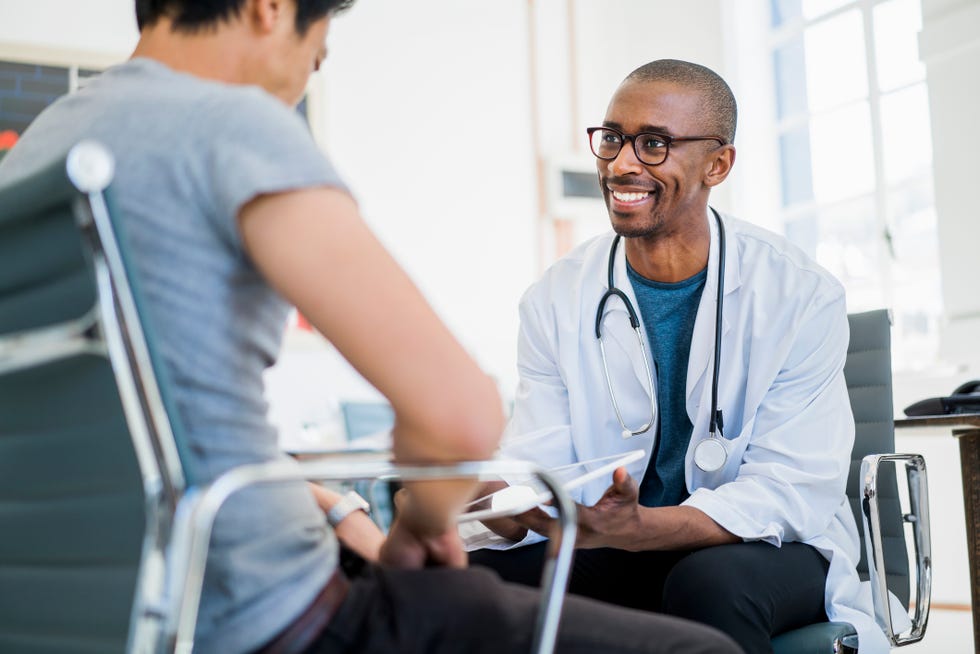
(497, 210, 890, 653)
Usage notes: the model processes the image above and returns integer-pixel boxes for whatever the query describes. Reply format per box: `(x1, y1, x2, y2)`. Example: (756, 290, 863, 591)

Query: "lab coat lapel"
(686, 209, 740, 407)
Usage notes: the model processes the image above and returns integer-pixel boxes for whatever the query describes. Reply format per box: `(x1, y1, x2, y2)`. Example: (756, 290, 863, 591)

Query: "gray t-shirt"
(0, 58, 343, 653)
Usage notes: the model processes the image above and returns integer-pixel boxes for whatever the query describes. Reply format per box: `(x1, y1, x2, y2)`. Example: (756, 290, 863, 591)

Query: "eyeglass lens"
(589, 129, 669, 165)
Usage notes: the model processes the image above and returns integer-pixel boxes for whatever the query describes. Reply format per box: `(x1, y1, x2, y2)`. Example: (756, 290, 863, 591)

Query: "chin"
(609, 213, 667, 240)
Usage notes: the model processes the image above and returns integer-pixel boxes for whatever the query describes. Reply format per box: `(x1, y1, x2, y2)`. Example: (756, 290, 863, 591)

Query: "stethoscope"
(595, 208, 729, 473)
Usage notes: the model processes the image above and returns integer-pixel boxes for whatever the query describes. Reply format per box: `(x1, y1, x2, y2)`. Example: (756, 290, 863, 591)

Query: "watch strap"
(326, 490, 370, 528)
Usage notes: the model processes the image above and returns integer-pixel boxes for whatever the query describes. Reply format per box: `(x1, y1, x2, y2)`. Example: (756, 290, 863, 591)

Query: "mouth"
(606, 184, 657, 210)
(610, 189, 652, 203)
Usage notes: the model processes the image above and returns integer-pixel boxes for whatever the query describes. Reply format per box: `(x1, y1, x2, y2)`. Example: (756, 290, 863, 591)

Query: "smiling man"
(469, 60, 888, 654)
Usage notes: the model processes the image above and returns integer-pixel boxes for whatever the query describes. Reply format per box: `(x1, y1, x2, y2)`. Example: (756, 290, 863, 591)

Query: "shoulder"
(195, 83, 315, 152)
(725, 214, 845, 305)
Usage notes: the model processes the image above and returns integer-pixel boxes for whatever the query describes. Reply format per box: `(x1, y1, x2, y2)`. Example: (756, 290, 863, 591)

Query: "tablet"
(457, 449, 645, 523)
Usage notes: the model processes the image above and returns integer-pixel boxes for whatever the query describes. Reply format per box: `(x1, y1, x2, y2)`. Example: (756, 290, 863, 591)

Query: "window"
(0, 60, 101, 158)
(769, 0, 939, 370)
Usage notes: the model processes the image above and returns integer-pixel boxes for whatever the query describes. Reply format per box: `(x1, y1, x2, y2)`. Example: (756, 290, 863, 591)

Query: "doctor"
(470, 59, 887, 654)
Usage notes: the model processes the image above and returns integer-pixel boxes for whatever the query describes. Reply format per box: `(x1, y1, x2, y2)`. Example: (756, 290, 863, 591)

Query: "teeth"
(611, 190, 650, 202)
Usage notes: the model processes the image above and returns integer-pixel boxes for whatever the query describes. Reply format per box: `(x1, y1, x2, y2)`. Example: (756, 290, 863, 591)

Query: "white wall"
(0, 0, 137, 63)
(315, 0, 538, 398)
(919, 0, 980, 375)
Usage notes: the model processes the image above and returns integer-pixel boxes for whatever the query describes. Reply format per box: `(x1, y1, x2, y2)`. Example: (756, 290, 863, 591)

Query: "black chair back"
(0, 142, 184, 653)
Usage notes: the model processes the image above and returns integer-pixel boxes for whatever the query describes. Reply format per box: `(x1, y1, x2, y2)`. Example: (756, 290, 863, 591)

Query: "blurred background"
(0, 0, 976, 649)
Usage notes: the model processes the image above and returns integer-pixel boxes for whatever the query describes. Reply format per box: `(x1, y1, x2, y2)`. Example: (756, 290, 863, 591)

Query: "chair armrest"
(159, 456, 577, 654)
(860, 453, 931, 646)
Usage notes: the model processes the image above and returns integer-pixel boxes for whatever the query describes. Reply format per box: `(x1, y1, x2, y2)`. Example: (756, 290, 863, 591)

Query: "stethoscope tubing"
(595, 208, 727, 467)
(709, 208, 725, 438)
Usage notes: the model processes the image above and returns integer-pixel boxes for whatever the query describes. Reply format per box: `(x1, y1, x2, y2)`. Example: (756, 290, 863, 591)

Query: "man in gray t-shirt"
(0, 2, 742, 654)
(0, 36, 345, 654)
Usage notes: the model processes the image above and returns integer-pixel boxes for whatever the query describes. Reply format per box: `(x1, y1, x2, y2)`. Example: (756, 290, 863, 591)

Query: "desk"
(895, 413, 980, 653)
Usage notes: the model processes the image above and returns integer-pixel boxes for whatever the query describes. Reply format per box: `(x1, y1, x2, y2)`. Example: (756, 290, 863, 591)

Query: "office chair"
(771, 309, 931, 653)
(0, 140, 577, 654)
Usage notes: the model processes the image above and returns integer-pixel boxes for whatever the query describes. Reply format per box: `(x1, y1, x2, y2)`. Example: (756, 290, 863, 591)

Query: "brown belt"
(253, 570, 351, 654)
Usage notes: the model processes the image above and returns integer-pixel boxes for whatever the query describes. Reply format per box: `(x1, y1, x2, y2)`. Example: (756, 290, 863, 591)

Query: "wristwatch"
(326, 490, 371, 528)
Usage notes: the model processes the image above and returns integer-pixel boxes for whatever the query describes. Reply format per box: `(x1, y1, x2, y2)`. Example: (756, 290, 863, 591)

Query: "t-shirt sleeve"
(202, 87, 349, 253)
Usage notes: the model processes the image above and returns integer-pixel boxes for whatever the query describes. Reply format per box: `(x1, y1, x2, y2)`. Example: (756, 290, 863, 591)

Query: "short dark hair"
(135, 0, 355, 35)
(624, 59, 737, 145)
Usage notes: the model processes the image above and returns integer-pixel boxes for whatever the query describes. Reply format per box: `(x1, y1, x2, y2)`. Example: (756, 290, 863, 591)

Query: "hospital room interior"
(0, 0, 978, 652)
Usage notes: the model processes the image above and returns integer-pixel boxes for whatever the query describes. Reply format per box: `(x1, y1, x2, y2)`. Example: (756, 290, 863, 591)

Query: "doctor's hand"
(470, 480, 532, 542)
(379, 489, 468, 570)
(514, 467, 642, 550)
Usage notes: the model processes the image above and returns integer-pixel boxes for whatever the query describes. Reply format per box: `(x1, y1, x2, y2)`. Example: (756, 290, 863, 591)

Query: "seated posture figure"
(469, 59, 887, 654)
(0, 4, 743, 654)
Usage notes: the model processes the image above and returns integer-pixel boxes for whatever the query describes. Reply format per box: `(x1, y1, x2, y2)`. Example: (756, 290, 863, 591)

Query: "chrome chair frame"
(161, 457, 577, 654)
(860, 453, 931, 646)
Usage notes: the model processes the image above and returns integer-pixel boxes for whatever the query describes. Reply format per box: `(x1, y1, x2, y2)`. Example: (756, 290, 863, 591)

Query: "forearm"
(625, 505, 739, 551)
(334, 511, 384, 561)
(241, 189, 505, 535)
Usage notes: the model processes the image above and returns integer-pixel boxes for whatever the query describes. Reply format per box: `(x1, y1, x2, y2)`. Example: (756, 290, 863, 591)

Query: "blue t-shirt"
(627, 263, 707, 507)
(0, 58, 345, 654)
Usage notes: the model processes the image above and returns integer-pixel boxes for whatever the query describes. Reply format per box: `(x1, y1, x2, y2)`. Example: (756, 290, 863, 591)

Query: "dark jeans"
(303, 564, 743, 654)
(469, 541, 829, 654)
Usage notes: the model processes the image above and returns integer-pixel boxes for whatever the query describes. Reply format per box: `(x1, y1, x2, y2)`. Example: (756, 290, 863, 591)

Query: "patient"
(0, 1, 742, 653)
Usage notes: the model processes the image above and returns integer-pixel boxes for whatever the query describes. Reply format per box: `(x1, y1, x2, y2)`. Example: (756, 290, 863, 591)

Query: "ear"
(248, 0, 286, 34)
(703, 144, 736, 188)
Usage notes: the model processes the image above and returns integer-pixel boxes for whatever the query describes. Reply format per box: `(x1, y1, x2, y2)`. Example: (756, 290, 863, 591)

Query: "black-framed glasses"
(586, 126, 726, 166)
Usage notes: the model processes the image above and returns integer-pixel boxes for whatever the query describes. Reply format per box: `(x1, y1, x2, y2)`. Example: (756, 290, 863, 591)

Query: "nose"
(608, 136, 644, 176)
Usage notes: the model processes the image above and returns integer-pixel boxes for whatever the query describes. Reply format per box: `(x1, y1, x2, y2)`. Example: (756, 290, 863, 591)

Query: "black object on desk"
(903, 380, 980, 416)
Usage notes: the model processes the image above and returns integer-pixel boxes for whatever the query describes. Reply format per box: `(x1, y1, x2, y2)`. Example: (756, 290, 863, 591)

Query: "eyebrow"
(602, 121, 675, 135)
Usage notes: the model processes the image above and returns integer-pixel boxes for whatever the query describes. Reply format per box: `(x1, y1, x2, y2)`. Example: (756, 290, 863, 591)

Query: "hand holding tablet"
(458, 449, 645, 523)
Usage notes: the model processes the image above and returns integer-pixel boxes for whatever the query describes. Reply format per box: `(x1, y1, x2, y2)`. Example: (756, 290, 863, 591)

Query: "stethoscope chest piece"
(693, 436, 728, 473)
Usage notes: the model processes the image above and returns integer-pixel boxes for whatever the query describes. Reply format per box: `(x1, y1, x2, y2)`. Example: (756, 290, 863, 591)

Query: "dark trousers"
(469, 541, 829, 654)
(303, 564, 743, 654)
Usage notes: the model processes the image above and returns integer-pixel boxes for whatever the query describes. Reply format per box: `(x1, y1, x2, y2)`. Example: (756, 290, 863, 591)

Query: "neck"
(131, 19, 252, 85)
(623, 209, 711, 283)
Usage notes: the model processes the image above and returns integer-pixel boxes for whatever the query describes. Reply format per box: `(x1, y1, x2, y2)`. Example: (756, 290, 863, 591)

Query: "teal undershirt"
(626, 262, 707, 508)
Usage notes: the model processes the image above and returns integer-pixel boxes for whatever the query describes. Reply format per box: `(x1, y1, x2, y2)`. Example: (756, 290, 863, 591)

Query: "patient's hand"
(380, 489, 467, 569)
